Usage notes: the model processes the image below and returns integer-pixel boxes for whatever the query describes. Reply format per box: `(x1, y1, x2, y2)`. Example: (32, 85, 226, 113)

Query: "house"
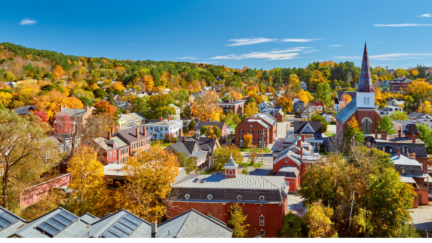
(390, 77, 413, 92)
(168, 104, 181, 120)
(293, 100, 305, 113)
(261, 106, 284, 122)
(336, 44, 381, 135)
(53, 106, 94, 135)
(115, 100, 132, 111)
(372, 124, 429, 174)
(391, 150, 430, 207)
(218, 100, 245, 115)
(304, 102, 323, 113)
(320, 113, 332, 123)
(143, 116, 183, 141)
(333, 97, 340, 111)
(117, 111, 146, 129)
(258, 101, 270, 112)
(167, 155, 289, 237)
(165, 137, 208, 170)
(407, 112, 432, 120)
(387, 98, 405, 106)
(293, 121, 323, 151)
(194, 120, 228, 141)
(94, 127, 129, 165)
(235, 113, 277, 147)
(379, 106, 403, 116)
(13, 105, 38, 115)
(300, 81, 307, 90)
(157, 209, 232, 238)
(0, 206, 27, 237)
(112, 126, 152, 160)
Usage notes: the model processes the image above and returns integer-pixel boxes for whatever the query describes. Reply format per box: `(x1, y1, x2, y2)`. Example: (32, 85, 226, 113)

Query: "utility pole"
(349, 191, 355, 229)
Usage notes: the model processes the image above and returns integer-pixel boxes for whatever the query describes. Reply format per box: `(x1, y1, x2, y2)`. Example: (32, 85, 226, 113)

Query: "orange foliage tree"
(191, 91, 222, 122)
(52, 65, 64, 80)
(243, 133, 253, 148)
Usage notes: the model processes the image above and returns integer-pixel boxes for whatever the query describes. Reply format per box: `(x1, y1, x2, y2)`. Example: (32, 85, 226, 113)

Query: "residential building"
(168, 104, 181, 120)
(117, 111, 146, 129)
(167, 155, 289, 237)
(113, 126, 152, 159)
(336, 44, 381, 135)
(143, 117, 183, 141)
(218, 100, 245, 115)
(300, 81, 307, 90)
(292, 121, 323, 151)
(115, 100, 132, 111)
(293, 100, 305, 113)
(407, 112, 432, 120)
(13, 105, 38, 115)
(390, 77, 413, 92)
(333, 97, 340, 111)
(53, 105, 94, 135)
(93, 127, 129, 165)
(387, 98, 405, 106)
(379, 106, 403, 116)
(235, 113, 277, 147)
(258, 101, 270, 112)
(261, 106, 284, 122)
(194, 120, 228, 141)
(165, 136, 209, 170)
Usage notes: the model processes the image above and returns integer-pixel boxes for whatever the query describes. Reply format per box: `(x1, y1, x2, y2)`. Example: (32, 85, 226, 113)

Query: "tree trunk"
(2, 166, 9, 209)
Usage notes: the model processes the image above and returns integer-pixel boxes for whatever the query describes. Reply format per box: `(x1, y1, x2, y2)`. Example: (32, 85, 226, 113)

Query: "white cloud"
(280, 38, 317, 42)
(330, 45, 342, 47)
(174, 57, 197, 60)
(374, 23, 432, 27)
(303, 49, 318, 54)
(227, 37, 276, 46)
(419, 14, 432, 17)
(211, 47, 310, 61)
(335, 53, 432, 60)
(20, 18, 37, 25)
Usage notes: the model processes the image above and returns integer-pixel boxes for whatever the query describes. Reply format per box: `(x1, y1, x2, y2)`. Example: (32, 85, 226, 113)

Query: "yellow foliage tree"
(114, 147, 179, 222)
(276, 96, 293, 113)
(406, 79, 432, 101)
(310, 70, 326, 85)
(66, 146, 108, 217)
(288, 74, 300, 90)
(0, 92, 13, 107)
(303, 201, 338, 238)
(244, 102, 259, 118)
(143, 75, 155, 92)
(52, 65, 64, 80)
(33, 90, 82, 122)
(297, 89, 313, 106)
(113, 82, 125, 91)
(243, 133, 253, 148)
(229, 89, 243, 101)
(340, 93, 352, 109)
(419, 101, 431, 114)
(191, 91, 222, 122)
(410, 69, 419, 77)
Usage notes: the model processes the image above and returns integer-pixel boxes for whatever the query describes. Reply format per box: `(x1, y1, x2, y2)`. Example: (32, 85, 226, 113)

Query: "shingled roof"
(335, 97, 358, 124)
(293, 121, 322, 134)
(194, 121, 225, 131)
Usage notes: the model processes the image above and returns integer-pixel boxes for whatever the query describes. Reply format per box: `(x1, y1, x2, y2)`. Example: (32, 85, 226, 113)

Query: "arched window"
(367, 97, 370, 105)
(362, 118, 372, 134)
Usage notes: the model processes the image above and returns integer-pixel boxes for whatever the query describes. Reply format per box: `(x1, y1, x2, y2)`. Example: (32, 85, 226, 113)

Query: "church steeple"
(357, 43, 374, 92)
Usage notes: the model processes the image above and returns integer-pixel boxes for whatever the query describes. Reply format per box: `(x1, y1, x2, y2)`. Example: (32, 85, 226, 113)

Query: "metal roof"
(390, 154, 422, 166)
(335, 97, 358, 124)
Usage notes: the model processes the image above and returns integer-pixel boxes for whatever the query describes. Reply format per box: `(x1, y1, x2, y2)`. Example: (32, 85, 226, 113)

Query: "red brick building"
(235, 113, 277, 148)
(53, 105, 93, 135)
(218, 100, 245, 115)
(167, 156, 289, 237)
(389, 77, 413, 92)
(336, 44, 381, 135)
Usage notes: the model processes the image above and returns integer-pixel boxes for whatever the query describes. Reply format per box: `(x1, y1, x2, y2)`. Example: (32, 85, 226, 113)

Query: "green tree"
(213, 126, 222, 140)
(315, 83, 332, 108)
(131, 96, 150, 114)
(227, 204, 250, 238)
(418, 124, 432, 153)
(213, 146, 243, 169)
(93, 88, 107, 99)
(303, 200, 338, 238)
(188, 120, 196, 131)
(169, 89, 189, 107)
(176, 152, 197, 174)
(310, 113, 328, 133)
(200, 125, 208, 135)
(279, 212, 305, 237)
(390, 111, 408, 120)
(377, 115, 396, 134)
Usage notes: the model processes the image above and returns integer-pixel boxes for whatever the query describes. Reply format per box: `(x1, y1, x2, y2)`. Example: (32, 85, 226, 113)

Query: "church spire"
(357, 42, 374, 92)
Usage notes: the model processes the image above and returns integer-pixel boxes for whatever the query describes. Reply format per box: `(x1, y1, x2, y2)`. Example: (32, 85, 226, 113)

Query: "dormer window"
(401, 167, 406, 175)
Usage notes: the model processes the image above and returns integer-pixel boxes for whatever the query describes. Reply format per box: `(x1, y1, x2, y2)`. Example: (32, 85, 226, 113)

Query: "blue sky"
(1, 0, 432, 70)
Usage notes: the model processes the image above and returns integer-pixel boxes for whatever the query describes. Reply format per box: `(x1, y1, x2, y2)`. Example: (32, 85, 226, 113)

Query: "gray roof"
(114, 126, 151, 143)
(79, 209, 151, 238)
(390, 154, 422, 166)
(400, 176, 416, 184)
(276, 167, 300, 178)
(80, 213, 100, 225)
(8, 207, 89, 238)
(94, 136, 128, 151)
(274, 147, 301, 165)
(55, 108, 88, 118)
(171, 174, 287, 203)
(224, 154, 237, 167)
(157, 209, 232, 238)
(218, 100, 245, 105)
(293, 121, 322, 134)
(408, 112, 426, 120)
(250, 113, 277, 126)
(194, 121, 225, 131)
(118, 112, 145, 122)
(375, 136, 428, 158)
(13, 105, 38, 115)
(335, 97, 358, 123)
(0, 206, 27, 238)
(391, 77, 413, 83)
(239, 119, 270, 129)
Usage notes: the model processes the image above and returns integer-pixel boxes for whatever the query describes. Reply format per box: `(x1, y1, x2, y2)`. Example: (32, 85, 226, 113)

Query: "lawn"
(230, 124, 237, 129)
(238, 162, 264, 168)
(239, 147, 271, 153)
(151, 141, 173, 147)
(326, 133, 336, 137)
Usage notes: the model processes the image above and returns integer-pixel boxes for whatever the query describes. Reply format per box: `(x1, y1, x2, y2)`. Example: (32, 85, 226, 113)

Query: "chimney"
(126, 110, 130, 115)
(413, 135, 416, 143)
(151, 221, 157, 238)
(108, 131, 112, 140)
(398, 129, 401, 139)
(300, 146, 303, 159)
(381, 130, 387, 140)
(297, 139, 301, 148)
(397, 146, 400, 158)
(136, 127, 140, 139)
(159, 117, 162, 122)
(182, 136, 186, 142)
(143, 126, 147, 136)
(111, 126, 115, 135)
(212, 134, 215, 140)
(301, 134, 305, 142)
(375, 129, 377, 139)
(167, 115, 170, 122)
(178, 128, 183, 138)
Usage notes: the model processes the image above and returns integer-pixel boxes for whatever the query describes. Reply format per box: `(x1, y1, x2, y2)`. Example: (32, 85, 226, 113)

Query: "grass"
(238, 162, 264, 168)
(151, 141, 174, 147)
(326, 133, 336, 137)
(239, 147, 271, 153)
(230, 124, 237, 129)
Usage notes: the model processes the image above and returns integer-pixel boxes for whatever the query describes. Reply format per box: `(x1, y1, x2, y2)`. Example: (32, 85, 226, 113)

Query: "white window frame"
(259, 215, 265, 226)
(260, 229, 265, 236)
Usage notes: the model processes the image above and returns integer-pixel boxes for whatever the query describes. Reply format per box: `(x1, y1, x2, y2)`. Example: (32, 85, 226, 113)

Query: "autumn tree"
(0, 110, 56, 209)
(66, 146, 108, 216)
(288, 74, 301, 91)
(315, 83, 332, 108)
(146, 94, 176, 119)
(115, 147, 179, 222)
(406, 79, 432, 102)
(310, 70, 326, 86)
(275, 96, 293, 113)
(52, 65, 64, 80)
(279, 212, 305, 238)
(418, 100, 431, 114)
(297, 89, 313, 106)
(418, 124, 432, 153)
(243, 133, 253, 148)
(309, 113, 328, 133)
(340, 93, 352, 109)
(113, 81, 126, 91)
(377, 115, 396, 134)
(191, 90, 222, 122)
(244, 102, 259, 118)
(390, 111, 408, 120)
(303, 200, 338, 238)
(343, 117, 364, 150)
(143, 75, 155, 92)
(213, 145, 243, 169)
(227, 204, 250, 238)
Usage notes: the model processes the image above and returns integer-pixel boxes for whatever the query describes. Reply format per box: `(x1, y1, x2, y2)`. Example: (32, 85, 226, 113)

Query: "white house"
(143, 117, 183, 141)
(387, 98, 405, 106)
(379, 106, 403, 117)
(169, 104, 181, 120)
(258, 101, 270, 112)
(300, 81, 307, 90)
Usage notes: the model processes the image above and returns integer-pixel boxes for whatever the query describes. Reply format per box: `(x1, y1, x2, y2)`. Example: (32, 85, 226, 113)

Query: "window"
(401, 167, 406, 175)
(259, 215, 265, 226)
(113, 151, 116, 157)
(362, 118, 371, 134)
(249, 130, 254, 134)
(150, 127, 153, 130)
(259, 137, 263, 144)
(160, 133, 163, 138)
(260, 229, 265, 236)
(240, 130, 244, 134)
(389, 149, 392, 153)
(109, 152, 112, 159)
(250, 125, 253, 128)
(165, 127, 168, 131)
(383, 147, 385, 152)
(258, 130, 263, 134)
(126, 148, 129, 153)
